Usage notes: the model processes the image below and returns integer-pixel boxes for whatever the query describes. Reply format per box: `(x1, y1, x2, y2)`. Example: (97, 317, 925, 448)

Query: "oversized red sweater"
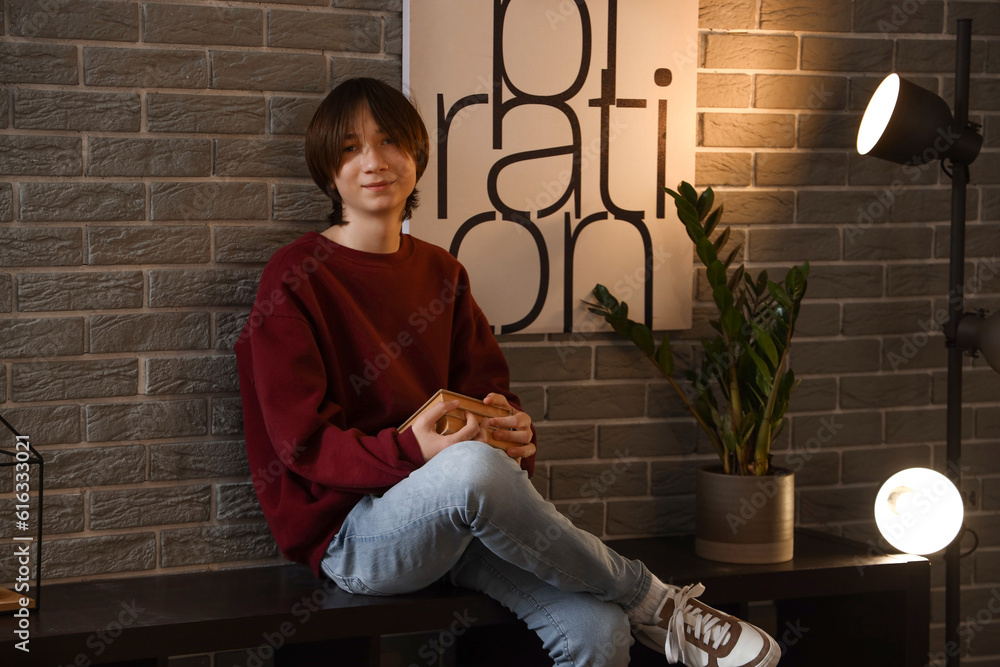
(235, 232, 534, 576)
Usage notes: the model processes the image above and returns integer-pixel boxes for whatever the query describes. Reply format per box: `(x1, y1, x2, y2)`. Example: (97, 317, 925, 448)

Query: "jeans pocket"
(332, 574, 389, 597)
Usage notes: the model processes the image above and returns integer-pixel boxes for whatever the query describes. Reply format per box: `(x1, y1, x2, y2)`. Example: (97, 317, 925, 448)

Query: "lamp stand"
(944, 17, 973, 667)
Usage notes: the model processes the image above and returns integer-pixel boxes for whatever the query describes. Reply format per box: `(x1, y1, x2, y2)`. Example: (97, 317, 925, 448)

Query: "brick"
(39, 493, 84, 535)
(761, 0, 853, 31)
(961, 442, 1000, 476)
(594, 345, 658, 380)
(217, 483, 262, 520)
(888, 406, 973, 443)
(0, 274, 9, 312)
(151, 182, 267, 221)
(150, 440, 249, 480)
(215, 310, 250, 351)
(695, 152, 751, 186)
(0, 183, 11, 221)
(146, 355, 239, 395)
(46, 444, 145, 488)
(270, 96, 322, 135)
(91, 485, 211, 530)
(840, 373, 932, 410)
(211, 50, 326, 93)
(715, 190, 795, 224)
(844, 226, 934, 261)
(269, 10, 380, 52)
(0, 405, 80, 445)
(91, 312, 211, 353)
(546, 384, 646, 420)
(649, 459, 713, 496)
(799, 486, 877, 523)
(17, 270, 143, 311)
(848, 152, 940, 187)
(891, 188, 955, 223)
(147, 93, 266, 134)
(757, 152, 847, 186)
(0, 90, 7, 128)
(143, 3, 263, 46)
(797, 189, 883, 224)
(0, 317, 84, 357)
(0, 135, 81, 176)
(8, 0, 138, 40)
(701, 113, 795, 148)
(84, 46, 207, 88)
(89, 137, 211, 177)
(788, 377, 837, 413)
(212, 396, 244, 435)
(13, 89, 140, 131)
(933, 368, 1000, 404)
(801, 37, 893, 72)
(646, 382, 696, 419)
(550, 461, 647, 500)
(853, 0, 944, 35)
(386, 15, 402, 55)
(755, 75, 848, 110)
(13, 359, 137, 402)
(19, 182, 144, 221)
(696, 73, 751, 108)
(882, 333, 947, 372)
(699, 0, 755, 29)
(748, 227, 840, 262)
(330, 56, 401, 90)
(798, 113, 862, 149)
(793, 410, 882, 449)
(214, 138, 308, 178)
(0, 41, 77, 84)
(149, 269, 262, 307)
(43, 533, 155, 578)
(773, 449, 839, 486)
(986, 188, 1000, 222)
(796, 302, 840, 337)
(793, 338, 880, 374)
(506, 345, 591, 382)
(703, 34, 798, 70)
(334, 0, 401, 9)
(843, 299, 932, 336)
(86, 399, 208, 442)
(88, 225, 211, 265)
(273, 184, 331, 221)
(887, 262, 952, 296)
(606, 497, 695, 535)
(598, 421, 698, 458)
(897, 38, 988, 74)
(531, 424, 594, 461)
(978, 406, 1000, 439)
(161, 523, 278, 567)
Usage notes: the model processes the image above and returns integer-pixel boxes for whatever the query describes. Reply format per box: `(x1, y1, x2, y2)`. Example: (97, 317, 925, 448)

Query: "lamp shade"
(874, 468, 964, 555)
(857, 74, 982, 165)
(956, 310, 1000, 374)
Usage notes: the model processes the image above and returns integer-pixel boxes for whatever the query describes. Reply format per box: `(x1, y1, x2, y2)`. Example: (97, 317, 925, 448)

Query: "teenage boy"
(235, 77, 780, 667)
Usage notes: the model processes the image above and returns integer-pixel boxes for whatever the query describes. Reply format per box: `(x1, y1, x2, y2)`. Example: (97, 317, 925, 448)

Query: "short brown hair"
(305, 78, 429, 225)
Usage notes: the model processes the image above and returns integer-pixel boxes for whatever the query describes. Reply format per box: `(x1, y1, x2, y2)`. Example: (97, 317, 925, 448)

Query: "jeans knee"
(435, 441, 518, 489)
(560, 604, 632, 667)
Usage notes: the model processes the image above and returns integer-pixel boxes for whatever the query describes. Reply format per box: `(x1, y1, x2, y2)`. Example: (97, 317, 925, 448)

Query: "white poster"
(405, 0, 697, 334)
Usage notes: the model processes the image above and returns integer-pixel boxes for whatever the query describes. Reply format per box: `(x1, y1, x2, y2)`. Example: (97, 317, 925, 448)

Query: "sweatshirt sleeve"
(446, 267, 537, 476)
(244, 313, 425, 492)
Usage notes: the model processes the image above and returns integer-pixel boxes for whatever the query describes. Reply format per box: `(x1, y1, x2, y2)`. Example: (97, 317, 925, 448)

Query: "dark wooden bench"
(0, 531, 930, 667)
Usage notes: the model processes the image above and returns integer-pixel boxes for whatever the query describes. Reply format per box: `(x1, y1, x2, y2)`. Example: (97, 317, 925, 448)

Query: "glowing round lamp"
(874, 468, 964, 555)
(857, 73, 982, 166)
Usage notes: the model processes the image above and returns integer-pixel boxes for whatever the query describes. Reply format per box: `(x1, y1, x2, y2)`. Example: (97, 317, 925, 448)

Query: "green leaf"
(706, 259, 727, 288)
(712, 226, 731, 253)
(767, 281, 792, 310)
(722, 244, 742, 270)
(726, 265, 745, 292)
(629, 322, 655, 357)
(592, 284, 619, 311)
(696, 187, 715, 221)
(655, 335, 673, 374)
(751, 322, 779, 367)
(721, 306, 743, 338)
(696, 236, 717, 267)
(679, 181, 699, 206)
(675, 198, 700, 228)
(745, 347, 772, 390)
(703, 206, 724, 237)
(713, 284, 734, 312)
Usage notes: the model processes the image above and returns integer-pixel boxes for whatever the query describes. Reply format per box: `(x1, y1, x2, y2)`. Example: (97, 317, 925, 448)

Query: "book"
(399, 389, 513, 449)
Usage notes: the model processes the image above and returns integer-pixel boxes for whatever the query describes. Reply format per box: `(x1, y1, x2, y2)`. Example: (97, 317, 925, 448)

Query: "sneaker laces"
(663, 583, 734, 662)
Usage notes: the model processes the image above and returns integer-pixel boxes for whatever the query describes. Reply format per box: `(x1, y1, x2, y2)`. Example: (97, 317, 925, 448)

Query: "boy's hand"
(482, 393, 535, 461)
(412, 400, 481, 462)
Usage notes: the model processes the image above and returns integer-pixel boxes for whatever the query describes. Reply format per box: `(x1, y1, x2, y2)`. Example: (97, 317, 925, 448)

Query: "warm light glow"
(857, 74, 901, 155)
(874, 468, 964, 555)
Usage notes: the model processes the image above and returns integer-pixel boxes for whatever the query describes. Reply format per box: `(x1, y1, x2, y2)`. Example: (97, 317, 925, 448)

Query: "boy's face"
(332, 105, 417, 225)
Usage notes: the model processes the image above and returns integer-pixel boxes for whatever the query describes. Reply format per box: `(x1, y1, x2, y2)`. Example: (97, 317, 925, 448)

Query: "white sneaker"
(633, 583, 780, 667)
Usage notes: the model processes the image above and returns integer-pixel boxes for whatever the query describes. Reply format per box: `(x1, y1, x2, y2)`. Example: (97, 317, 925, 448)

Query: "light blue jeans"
(320, 441, 649, 666)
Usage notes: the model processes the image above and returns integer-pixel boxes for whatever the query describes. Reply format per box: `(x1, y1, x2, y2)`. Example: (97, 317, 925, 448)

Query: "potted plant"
(586, 182, 809, 563)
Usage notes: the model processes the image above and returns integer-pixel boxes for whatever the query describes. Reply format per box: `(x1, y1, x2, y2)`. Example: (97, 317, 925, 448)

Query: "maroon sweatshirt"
(234, 232, 533, 575)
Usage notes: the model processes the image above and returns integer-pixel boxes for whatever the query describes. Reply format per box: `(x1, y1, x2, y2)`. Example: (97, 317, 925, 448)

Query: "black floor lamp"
(857, 18, 990, 667)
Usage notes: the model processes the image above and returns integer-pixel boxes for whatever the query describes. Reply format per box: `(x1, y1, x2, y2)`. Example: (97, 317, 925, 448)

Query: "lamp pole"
(944, 17, 973, 667)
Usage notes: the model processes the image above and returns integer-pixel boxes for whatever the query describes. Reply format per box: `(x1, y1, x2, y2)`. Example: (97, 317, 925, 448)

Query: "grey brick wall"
(0, 0, 999, 662)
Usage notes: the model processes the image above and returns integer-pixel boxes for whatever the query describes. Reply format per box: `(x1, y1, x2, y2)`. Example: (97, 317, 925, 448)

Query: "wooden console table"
(608, 529, 930, 667)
